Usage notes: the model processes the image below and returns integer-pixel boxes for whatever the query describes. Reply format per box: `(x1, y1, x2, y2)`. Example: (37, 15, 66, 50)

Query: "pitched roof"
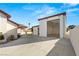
(8, 19, 27, 28)
(0, 10, 27, 28)
(32, 25, 39, 28)
(0, 10, 11, 18)
(18, 24, 27, 28)
(8, 19, 19, 26)
(38, 12, 66, 21)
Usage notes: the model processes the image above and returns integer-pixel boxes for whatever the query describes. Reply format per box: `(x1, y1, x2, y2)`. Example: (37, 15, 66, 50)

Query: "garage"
(47, 19, 60, 38)
(38, 12, 66, 39)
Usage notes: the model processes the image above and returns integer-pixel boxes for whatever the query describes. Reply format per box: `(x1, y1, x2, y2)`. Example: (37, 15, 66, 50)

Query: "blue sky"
(0, 3, 79, 27)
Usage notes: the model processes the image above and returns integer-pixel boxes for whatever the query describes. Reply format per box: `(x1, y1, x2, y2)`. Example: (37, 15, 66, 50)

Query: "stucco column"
(60, 15, 66, 39)
(39, 21, 47, 37)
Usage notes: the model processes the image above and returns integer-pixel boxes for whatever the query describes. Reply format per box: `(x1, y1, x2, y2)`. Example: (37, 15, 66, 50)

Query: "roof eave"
(0, 10, 11, 18)
(38, 12, 66, 21)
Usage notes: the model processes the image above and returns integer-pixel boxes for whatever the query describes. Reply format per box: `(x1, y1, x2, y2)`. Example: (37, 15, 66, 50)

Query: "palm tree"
(28, 23, 30, 28)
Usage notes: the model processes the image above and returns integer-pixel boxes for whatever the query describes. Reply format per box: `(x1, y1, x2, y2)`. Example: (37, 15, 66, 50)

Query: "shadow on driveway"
(0, 35, 57, 48)
(46, 38, 76, 56)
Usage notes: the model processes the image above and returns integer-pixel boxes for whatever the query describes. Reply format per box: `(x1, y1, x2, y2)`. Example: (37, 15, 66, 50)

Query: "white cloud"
(23, 4, 57, 18)
(37, 15, 46, 18)
(60, 3, 79, 13)
(22, 4, 38, 11)
(46, 9, 54, 14)
(60, 3, 78, 10)
(68, 3, 78, 6)
(37, 9, 55, 18)
(33, 5, 57, 18)
(67, 8, 79, 12)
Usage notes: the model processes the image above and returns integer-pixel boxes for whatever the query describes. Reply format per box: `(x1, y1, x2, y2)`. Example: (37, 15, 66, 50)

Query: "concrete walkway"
(0, 35, 76, 56)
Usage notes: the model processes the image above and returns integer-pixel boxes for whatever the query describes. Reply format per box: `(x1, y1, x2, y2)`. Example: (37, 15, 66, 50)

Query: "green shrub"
(17, 33, 21, 38)
(0, 32, 4, 40)
(7, 35, 15, 41)
(67, 25, 76, 32)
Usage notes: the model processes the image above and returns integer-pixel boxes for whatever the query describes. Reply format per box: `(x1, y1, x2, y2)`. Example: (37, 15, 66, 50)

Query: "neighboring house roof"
(0, 10, 11, 18)
(18, 24, 27, 29)
(8, 19, 19, 26)
(32, 25, 39, 28)
(7, 19, 27, 28)
(38, 12, 66, 21)
(27, 28, 32, 32)
(0, 10, 27, 29)
(31, 25, 39, 32)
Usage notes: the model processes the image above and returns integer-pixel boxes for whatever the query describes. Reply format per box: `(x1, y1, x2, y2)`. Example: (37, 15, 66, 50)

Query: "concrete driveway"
(0, 35, 76, 56)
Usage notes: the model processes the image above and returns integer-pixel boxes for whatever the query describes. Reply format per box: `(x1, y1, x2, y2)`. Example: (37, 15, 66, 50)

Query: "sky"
(0, 3, 79, 27)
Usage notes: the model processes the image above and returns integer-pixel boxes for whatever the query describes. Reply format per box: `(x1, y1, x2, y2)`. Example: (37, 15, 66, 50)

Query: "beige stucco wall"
(17, 28, 27, 35)
(0, 12, 8, 42)
(0, 12, 18, 43)
(59, 15, 66, 38)
(70, 26, 79, 55)
(0, 12, 7, 34)
(65, 31, 70, 39)
(33, 27, 39, 35)
(39, 21, 47, 37)
(17, 29, 22, 34)
(5, 21, 17, 39)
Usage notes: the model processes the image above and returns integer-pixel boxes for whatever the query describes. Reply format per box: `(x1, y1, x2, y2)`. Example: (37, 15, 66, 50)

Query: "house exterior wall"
(33, 27, 39, 35)
(26, 28, 33, 34)
(0, 12, 7, 42)
(39, 21, 47, 37)
(5, 21, 17, 39)
(70, 26, 79, 56)
(59, 15, 66, 39)
(17, 28, 27, 35)
(0, 12, 7, 34)
(17, 29, 21, 34)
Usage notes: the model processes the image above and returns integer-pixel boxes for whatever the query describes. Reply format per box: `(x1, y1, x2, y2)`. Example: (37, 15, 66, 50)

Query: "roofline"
(18, 24, 27, 28)
(0, 10, 11, 18)
(7, 19, 27, 28)
(0, 10, 27, 28)
(32, 25, 39, 28)
(38, 12, 66, 21)
(7, 19, 19, 26)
